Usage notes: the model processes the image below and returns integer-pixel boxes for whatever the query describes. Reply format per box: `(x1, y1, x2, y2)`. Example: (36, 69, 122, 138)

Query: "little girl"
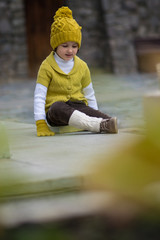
(34, 6, 118, 136)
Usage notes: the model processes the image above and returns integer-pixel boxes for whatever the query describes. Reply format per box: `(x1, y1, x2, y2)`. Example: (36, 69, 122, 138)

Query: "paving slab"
(0, 121, 145, 228)
(0, 121, 142, 199)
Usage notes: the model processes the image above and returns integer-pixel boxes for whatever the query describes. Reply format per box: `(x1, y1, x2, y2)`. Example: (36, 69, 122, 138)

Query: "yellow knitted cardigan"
(37, 52, 91, 113)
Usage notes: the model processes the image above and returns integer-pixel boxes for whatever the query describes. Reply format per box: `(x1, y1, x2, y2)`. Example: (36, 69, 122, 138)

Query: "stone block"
(0, 123, 10, 159)
(143, 91, 160, 143)
(156, 63, 160, 85)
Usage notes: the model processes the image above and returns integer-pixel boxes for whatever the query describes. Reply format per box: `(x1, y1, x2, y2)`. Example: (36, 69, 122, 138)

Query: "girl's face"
(56, 41, 79, 61)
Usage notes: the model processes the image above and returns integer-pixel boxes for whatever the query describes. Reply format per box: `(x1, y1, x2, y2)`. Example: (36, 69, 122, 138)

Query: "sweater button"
(67, 75, 70, 79)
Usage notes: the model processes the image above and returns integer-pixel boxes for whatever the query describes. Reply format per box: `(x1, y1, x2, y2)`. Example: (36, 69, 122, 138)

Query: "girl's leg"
(46, 101, 75, 126)
(46, 101, 103, 132)
(66, 102, 117, 133)
(67, 101, 111, 119)
(46, 101, 118, 133)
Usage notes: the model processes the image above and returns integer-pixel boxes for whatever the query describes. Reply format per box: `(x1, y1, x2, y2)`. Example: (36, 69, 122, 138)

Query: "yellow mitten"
(36, 120, 55, 137)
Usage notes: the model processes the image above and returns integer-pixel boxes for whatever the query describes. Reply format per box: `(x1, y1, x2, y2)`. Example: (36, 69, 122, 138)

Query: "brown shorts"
(46, 101, 110, 126)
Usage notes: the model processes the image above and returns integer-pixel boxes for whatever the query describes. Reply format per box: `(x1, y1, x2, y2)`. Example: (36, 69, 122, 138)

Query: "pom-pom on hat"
(50, 6, 82, 50)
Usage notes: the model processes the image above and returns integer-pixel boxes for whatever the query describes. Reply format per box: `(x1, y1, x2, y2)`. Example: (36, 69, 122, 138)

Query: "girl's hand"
(36, 120, 55, 137)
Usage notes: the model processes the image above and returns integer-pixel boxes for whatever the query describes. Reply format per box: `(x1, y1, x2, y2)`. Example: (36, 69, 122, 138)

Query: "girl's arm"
(83, 82, 98, 110)
(34, 83, 47, 121)
(34, 83, 55, 136)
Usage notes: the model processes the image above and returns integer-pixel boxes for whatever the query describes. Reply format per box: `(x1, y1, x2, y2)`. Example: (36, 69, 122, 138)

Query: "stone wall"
(0, 0, 28, 80)
(102, 0, 160, 73)
(0, 0, 160, 79)
(68, 0, 112, 71)
(69, 0, 160, 74)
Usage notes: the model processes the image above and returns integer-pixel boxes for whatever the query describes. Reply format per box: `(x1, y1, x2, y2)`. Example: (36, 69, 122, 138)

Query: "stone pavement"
(0, 121, 141, 197)
(0, 120, 142, 227)
(0, 72, 159, 227)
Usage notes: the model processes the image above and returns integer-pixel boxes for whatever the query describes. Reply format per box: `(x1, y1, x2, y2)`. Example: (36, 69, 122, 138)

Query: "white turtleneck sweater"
(34, 53, 98, 121)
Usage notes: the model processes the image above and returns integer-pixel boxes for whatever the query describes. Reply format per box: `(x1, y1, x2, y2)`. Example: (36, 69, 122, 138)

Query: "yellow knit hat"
(50, 7, 82, 50)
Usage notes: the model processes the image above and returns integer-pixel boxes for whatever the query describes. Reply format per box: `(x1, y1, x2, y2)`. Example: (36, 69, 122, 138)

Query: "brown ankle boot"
(100, 117, 118, 133)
